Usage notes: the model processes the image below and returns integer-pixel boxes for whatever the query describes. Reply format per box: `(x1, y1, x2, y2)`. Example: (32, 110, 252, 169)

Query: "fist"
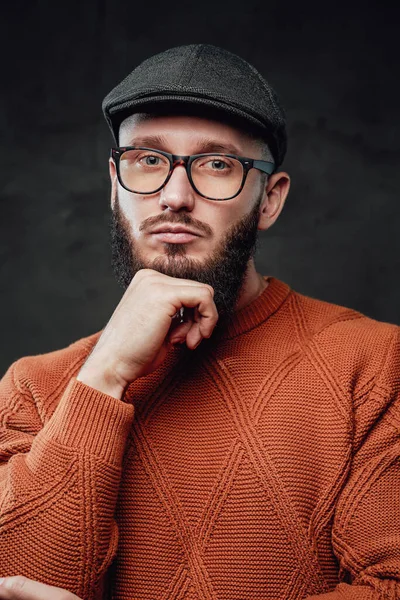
(78, 269, 218, 399)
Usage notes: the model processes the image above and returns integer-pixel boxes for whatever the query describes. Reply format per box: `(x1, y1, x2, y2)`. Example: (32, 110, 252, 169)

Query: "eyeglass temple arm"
(252, 160, 275, 175)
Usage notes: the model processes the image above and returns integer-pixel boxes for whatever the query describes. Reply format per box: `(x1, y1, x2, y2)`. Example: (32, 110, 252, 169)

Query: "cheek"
(117, 191, 154, 238)
(205, 203, 249, 235)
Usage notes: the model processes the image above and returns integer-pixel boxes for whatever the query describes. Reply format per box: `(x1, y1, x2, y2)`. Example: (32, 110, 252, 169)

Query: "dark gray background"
(1, 0, 399, 376)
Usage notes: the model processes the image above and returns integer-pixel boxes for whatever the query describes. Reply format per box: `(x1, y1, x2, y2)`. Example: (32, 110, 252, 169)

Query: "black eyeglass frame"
(111, 147, 275, 201)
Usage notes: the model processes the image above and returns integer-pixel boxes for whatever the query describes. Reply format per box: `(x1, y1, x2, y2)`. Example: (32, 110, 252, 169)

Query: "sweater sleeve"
(0, 360, 135, 600)
(307, 327, 400, 600)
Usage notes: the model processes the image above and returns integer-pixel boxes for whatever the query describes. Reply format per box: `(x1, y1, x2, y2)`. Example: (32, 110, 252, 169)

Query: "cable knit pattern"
(0, 277, 399, 600)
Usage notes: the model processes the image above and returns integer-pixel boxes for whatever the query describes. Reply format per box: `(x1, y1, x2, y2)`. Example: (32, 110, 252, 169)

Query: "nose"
(159, 164, 196, 212)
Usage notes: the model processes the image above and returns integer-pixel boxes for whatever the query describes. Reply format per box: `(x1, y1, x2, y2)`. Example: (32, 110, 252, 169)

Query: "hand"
(0, 576, 81, 599)
(77, 269, 218, 399)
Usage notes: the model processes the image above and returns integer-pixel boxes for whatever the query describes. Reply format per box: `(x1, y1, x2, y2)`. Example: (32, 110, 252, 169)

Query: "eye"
(210, 159, 228, 170)
(141, 155, 162, 166)
(198, 157, 233, 171)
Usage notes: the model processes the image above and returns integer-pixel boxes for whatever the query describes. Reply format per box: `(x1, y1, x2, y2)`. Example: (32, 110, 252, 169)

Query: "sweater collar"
(216, 277, 291, 341)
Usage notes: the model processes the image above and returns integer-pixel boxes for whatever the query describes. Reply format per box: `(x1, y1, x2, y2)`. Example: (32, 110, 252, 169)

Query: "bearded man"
(0, 45, 399, 600)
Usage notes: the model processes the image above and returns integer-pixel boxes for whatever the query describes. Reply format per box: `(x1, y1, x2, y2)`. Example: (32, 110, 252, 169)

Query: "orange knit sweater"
(1, 278, 400, 600)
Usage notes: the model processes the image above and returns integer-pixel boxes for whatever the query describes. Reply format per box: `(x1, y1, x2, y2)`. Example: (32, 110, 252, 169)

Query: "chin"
(159, 243, 202, 260)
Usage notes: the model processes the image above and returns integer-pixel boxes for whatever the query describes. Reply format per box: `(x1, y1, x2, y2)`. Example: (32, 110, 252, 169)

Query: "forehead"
(118, 113, 260, 154)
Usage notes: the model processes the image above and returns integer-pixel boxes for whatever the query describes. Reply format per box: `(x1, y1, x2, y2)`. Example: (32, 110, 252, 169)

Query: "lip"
(149, 225, 201, 236)
(149, 225, 201, 244)
(151, 232, 199, 244)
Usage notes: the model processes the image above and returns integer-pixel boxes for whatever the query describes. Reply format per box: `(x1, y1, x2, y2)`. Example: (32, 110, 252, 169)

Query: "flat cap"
(102, 44, 287, 167)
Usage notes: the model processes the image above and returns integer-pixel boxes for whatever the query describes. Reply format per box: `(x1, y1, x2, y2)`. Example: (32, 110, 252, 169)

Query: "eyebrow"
(125, 134, 244, 156)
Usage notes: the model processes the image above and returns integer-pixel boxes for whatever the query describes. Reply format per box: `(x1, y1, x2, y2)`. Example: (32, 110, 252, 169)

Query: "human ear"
(109, 158, 118, 209)
(258, 171, 290, 231)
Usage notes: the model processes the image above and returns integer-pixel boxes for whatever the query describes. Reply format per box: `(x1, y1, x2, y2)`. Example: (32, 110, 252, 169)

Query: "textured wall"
(1, 0, 399, 375)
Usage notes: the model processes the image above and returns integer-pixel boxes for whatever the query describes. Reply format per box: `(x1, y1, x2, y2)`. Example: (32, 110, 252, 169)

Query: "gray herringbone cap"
(102, 44, 287, 167)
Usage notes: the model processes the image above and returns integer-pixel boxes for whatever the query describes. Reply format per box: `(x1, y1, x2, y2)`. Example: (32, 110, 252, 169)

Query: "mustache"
(139, 212, 213, 237)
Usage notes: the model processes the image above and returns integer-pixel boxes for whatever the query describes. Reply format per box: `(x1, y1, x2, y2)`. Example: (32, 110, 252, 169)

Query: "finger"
(145, 271, 215, 297)
(169, 303, 217, 349)
(166, 287, 218, 325)
(157, 272, 214, 293)
(185, 321, 202, 349)
(168, 320, 193, 344)
(179, 294, 218, 349)
(195, 295, 219, 338)
(0, 576, 81, 600)
(169, 279, 215, 297)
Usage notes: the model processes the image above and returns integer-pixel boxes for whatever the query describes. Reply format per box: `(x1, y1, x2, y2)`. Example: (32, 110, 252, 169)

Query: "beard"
(110, 194, 262, 320)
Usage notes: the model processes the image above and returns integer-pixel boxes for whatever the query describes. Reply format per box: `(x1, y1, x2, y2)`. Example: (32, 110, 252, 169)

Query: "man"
(0, 44, 399, 600)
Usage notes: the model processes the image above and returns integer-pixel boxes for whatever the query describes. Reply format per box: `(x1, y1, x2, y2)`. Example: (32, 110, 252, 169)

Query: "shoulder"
(292, 289, 398, 343)
(290, 289, 399, 399)
(7, 331, 102, 416)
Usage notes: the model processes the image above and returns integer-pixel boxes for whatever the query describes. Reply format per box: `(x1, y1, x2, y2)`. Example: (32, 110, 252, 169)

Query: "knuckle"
(136, 268, 155, 280)
(205, 284, 215, 296)
(6, 575, 27, 590)
(134, 269, 146, 281)
(200, 286, 213, 299)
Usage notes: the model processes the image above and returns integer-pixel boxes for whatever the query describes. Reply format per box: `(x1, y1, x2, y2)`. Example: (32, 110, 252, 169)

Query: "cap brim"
(104, 92, 270, 143)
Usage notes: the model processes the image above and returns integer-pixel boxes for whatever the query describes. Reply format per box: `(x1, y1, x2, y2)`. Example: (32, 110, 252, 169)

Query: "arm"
(0, 270, 218, 599)
(0, 360, 134, 600)
(307, 328, 400, 599)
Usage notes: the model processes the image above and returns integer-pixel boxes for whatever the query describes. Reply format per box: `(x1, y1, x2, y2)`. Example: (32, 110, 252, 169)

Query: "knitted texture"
(0, 277, 399, 600)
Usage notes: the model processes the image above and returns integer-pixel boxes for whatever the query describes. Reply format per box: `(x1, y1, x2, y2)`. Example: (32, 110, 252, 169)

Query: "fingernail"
(0, 578, 5, 586)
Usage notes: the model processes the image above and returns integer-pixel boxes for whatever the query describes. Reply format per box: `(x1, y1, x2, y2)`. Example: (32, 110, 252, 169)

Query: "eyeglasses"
(111, 147, 275, 201)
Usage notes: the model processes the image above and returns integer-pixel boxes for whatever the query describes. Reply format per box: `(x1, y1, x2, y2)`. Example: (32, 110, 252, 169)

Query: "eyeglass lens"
(119, 149, 244, 200)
